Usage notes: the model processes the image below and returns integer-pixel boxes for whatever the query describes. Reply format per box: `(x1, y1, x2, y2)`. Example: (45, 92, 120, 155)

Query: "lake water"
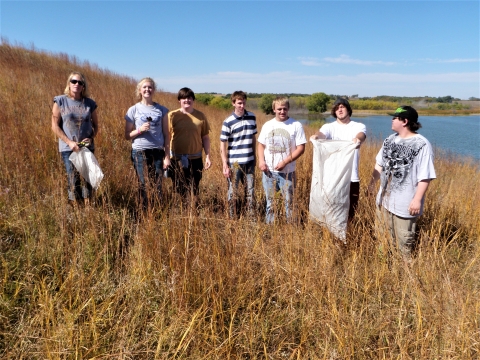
(303, 115, 480, 161)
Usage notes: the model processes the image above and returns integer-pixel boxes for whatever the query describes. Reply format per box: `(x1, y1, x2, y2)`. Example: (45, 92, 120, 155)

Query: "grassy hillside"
(0, 42, 479, 359)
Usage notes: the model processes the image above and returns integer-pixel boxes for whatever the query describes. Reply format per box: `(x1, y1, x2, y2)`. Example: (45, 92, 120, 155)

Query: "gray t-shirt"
(54, 95, 97, 152)
(375, 133, 436, 218)
(125, 103, 169, 150)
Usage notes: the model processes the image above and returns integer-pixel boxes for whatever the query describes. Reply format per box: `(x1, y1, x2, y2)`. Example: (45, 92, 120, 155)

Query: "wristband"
(137, 129, 141, 135)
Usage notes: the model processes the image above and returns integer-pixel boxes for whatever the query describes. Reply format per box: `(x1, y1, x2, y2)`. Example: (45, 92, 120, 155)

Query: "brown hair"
(231, 90, 247, 103)
(177, 87, 195, 101)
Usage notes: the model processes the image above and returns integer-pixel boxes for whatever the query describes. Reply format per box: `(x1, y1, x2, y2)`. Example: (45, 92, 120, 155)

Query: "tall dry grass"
(0, 41, 479, 359)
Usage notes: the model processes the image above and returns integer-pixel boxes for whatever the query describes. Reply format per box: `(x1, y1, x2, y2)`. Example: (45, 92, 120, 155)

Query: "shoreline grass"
(0, 42, 479, 359)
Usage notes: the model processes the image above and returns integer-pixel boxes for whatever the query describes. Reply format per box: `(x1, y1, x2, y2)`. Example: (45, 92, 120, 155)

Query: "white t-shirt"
(258, 117, 307, 174)
(319, 120, 366, 182)
(375, 133, 436, 218)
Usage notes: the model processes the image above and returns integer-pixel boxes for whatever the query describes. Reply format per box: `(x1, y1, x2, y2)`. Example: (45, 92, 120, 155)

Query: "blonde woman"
(51, 72, 99, 204)
(125, 77, 170, 210)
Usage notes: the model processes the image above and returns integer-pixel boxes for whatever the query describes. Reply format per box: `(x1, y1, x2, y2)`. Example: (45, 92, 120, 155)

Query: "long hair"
(135, 77, 156, 101)
(63, 71, 90, 98)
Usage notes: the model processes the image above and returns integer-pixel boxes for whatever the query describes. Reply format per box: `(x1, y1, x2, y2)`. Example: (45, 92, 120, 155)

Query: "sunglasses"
(70, 79, 85, 86)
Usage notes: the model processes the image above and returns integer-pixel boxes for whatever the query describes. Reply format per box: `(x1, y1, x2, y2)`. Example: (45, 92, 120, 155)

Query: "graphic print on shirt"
(267, 128, 291, 154)
(61, 103, 91, 141)
(380, 136, 426, 193)
(138, 112, 162, 129)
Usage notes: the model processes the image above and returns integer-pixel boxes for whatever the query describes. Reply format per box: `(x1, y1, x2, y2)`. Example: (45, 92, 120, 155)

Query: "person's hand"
(310, 134, 319, 141)
(140, 122, 150, 133)
(258, 161, 267, 171)
(408, 198, 422, 216)
(274, 159, 288, 171)
(163, 156, 171, 169)
(80, 138, 92, 147)
(204, 155, 211, 170)
(68, 139, 80, 152)
(222, 163, 231, 178)
(352, 137, 361, 149)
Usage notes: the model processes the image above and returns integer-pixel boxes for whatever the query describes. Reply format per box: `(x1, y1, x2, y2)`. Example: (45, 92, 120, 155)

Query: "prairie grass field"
(0, 43, 479, 359)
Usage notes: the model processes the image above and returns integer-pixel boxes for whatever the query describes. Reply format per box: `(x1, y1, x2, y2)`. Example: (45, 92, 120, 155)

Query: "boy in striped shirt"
(220, 91, 257, 218)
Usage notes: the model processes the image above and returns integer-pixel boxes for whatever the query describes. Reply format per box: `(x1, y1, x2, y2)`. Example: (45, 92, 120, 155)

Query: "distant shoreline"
(289, 110, 480, 117)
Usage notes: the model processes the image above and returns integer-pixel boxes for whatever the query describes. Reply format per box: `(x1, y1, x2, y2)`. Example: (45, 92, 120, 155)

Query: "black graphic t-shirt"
(375, 133, 436, 218)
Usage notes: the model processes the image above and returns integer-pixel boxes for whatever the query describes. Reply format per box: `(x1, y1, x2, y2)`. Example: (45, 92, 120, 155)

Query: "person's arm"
(80, 109, 99, 146)
(162, 113, 171, 169)
(274, 144, 306, 171)
(220, 141, 230, 178)
(202, 134, 211, 170)
(367, 163, 382, 195)
(408, 179, 431, 216)
(310, 131, 326, 141)
(251, 135, 257, 166)
(353, 131, 366, 148)
(51, 102, 79, 152)
(257, 141, 268, 172)
(125, 119, 149, 140)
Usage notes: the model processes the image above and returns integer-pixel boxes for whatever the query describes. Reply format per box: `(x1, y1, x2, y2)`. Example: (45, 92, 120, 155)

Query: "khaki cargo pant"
(375, 206, 417, 258)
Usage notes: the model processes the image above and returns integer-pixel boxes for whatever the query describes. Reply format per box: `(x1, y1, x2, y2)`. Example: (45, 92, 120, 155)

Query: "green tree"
(259, 94, 275, 115)
(306, 92, 330, 113)
(210, 96, 232, 110)
(195, 93, 214, 105)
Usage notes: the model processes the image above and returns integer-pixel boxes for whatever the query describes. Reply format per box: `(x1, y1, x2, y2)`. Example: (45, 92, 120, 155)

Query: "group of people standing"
(52, 72, 436, 258)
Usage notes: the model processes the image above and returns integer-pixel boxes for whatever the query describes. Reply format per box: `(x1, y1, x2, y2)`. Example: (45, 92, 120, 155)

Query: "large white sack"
(69, 148, 104, 190)
(309, 140, 357, 241)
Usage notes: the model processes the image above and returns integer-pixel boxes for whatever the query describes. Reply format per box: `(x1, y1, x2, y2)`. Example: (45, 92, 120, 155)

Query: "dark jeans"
(131, 148, 165, 209)
(169, 157, 203, 198)
(61, 150, 94, 201)
(349, 181, 360, 220)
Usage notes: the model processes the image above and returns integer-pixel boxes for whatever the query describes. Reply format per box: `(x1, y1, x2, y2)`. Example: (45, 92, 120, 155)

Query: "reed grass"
(0, 41, 479, 359)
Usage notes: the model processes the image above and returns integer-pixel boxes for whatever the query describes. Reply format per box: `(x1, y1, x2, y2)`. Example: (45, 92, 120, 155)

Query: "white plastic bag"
(69, 148, 104, 190)
(309, 140, 357, 241)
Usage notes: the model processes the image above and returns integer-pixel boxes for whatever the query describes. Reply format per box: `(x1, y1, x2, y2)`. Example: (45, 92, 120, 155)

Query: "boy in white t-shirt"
(310, 98, 366, 219)
(257, 97, 307, 224)
(368, 106, 436, 258)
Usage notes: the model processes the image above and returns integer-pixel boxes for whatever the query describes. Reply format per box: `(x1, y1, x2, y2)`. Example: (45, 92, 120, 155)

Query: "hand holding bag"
(69, 148, 104, 190)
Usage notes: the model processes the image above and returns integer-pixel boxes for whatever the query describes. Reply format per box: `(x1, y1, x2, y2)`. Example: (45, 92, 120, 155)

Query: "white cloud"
(298, 57, 325, 67)
(422, 58, 480, 64)
(323, 54, 397, 66)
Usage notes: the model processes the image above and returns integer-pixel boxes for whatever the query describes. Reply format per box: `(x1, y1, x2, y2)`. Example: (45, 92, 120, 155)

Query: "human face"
(274, 103, 289, 122)
(140, 81, 154, 101)
(232, 98, 246, 116)
(335, 104, 350, 122)
(179, 97, 194, 113)
(69, 75, 84, 98)
(391, 117, 406, 133)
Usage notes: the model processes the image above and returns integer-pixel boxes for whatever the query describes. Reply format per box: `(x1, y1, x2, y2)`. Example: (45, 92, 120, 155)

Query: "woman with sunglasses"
(51, 71, 99, 205)
(124, 77, 170, 211)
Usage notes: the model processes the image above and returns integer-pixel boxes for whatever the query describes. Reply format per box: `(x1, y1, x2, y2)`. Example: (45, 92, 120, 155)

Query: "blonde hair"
(64, 72, 90, 98)
(136, 77, 156, 101)
(272, 96, 290, 110)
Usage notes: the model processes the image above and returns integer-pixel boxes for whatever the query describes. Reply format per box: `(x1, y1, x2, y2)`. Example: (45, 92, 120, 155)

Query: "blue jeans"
(227, 161, 255, 217)
(262, 171, 296, 224)
(61, 151, 93, 201)
(131, 148, 165, 209)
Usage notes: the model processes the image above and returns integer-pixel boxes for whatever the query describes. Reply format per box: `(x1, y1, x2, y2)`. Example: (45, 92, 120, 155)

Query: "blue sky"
(1, 0, 479, 98)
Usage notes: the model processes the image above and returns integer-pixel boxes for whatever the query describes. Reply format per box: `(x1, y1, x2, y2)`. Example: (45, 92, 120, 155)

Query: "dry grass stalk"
(0, 41, 478, 359)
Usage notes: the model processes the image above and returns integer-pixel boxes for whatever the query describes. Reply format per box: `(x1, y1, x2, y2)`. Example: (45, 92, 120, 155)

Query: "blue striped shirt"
(220, 110, 257, 165)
